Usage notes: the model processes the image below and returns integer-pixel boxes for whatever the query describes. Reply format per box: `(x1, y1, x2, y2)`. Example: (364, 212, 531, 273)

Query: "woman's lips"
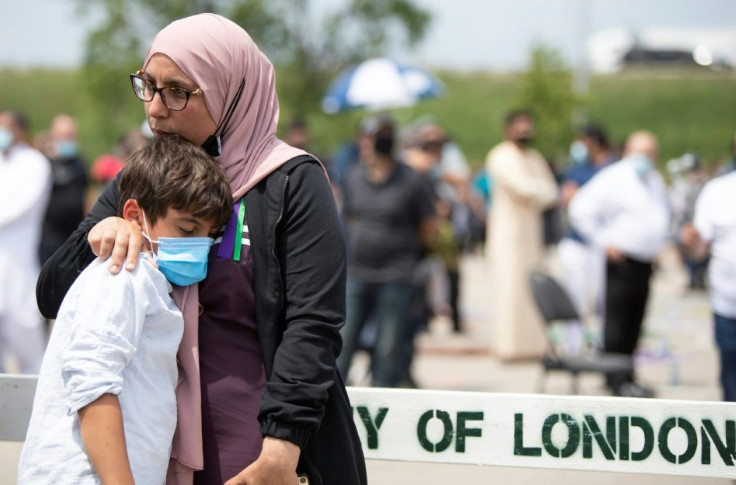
(152, 128, 175, 137)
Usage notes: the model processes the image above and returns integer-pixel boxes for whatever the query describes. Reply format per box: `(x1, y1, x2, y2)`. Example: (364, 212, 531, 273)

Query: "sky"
(1, 0, 735, 71)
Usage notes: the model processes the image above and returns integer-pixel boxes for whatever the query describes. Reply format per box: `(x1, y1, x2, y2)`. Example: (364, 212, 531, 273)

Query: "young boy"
(18, 136, 233, 484)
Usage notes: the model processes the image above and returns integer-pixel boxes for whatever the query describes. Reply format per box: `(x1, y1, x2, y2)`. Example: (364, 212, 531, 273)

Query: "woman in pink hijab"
(37, 13, 366, 485)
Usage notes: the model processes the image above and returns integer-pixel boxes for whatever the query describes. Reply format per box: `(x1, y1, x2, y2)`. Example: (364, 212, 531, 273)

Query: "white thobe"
(0, 143, 51, 372)
(486, 141, 558, 360)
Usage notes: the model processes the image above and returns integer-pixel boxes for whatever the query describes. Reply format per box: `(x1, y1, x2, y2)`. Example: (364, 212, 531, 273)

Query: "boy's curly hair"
(118, 136, 233, 229)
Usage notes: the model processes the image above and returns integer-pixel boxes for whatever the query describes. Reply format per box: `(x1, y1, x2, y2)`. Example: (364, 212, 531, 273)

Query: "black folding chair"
(529, 270, 633, 394)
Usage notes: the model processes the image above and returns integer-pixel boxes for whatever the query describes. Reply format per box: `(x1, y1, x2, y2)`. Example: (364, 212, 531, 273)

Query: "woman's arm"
(78, 394, 135, 485)
(259, 161, 346, 441)
(36, 174, 143, 318)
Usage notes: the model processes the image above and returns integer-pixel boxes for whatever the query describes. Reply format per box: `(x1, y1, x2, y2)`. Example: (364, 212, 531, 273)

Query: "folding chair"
(529, 270, 633, 394)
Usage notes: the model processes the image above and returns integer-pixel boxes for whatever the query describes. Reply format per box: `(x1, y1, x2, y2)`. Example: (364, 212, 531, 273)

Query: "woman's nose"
(146, 91, 169, 118)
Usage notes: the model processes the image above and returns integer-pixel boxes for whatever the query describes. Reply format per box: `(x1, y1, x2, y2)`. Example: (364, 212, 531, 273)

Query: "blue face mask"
(631, 153, 654, 178)
(56, 140, 78, 158)
(569, 140, 588, 166)
(142, 212, 214, 286)
(0, 128, 13, 152)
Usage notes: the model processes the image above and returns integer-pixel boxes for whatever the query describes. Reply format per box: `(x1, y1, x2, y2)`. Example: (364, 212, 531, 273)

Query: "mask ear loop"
(202, 78, 246, 157)
(140, 210, 159, 261)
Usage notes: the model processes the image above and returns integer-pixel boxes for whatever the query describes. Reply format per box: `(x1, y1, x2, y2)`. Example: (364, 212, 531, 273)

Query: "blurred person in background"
(329, 116, 389, 211)
(86, 127, 149, 214)
(569, 131, 669, 398)
(557, 124, 618, 351)
(682, 169, 736, 401)
(0, 110, 51, 373)
(39, 114, 88, 265)
(403, 120, 484, 333)
(668, 152, 709, 290)
(337, 114, 437, 387)
(330, 121, 366, 194)
(486, 109, 558, 360)
(283, 117, 310, 151)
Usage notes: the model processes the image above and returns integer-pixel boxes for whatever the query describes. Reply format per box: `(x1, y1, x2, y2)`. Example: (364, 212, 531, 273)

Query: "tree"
(74, 0, 432, 145)
(513, 45, 580, 163)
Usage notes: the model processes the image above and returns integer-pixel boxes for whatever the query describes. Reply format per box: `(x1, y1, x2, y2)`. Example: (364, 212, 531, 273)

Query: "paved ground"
(2, 247, 731, 484)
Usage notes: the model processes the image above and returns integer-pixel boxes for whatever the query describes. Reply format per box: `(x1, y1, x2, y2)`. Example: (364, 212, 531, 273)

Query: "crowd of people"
(0, 11, 735, 485)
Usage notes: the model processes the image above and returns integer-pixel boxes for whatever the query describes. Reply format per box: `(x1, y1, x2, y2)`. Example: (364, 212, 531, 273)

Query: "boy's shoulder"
(78, 255, 168, 289)
(61, 255, 173, 317)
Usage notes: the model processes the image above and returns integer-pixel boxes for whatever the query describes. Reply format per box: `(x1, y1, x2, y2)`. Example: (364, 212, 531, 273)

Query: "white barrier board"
(0, 374, 36, 441)
(345, 387, 736, 479)
(3, 375, 735, 478)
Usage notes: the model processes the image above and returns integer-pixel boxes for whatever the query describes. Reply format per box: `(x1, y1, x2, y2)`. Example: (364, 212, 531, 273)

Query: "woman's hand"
(88, 216, 143, 274)
(224, 437, 300, 485)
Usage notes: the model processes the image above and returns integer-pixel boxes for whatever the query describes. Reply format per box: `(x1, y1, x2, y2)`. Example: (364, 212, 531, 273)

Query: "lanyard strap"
(233, 198, 246, 261)
(217, 198, 246, 261)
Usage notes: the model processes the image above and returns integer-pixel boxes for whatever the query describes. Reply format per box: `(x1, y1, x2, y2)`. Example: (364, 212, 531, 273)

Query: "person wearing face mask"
(0, 110, 51, 374)
(19, 136, 233, 485)
(337, 113, 437, 388)
(36, 14, 366, 485)
(39, 114, 89, 265)
(485, 109, 559, 361)
(568, 131, 670, 398)
(557, 124, 619, 353)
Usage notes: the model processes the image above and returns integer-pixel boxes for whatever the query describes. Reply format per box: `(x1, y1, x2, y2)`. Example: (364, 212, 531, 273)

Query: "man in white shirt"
(569, 131, 670, 398)
(682, 171, 736, 401)
(0, 111, 51, 373)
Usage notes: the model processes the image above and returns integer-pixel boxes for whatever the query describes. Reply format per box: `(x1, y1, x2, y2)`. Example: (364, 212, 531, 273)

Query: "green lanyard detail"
(233, 199, 246, 262)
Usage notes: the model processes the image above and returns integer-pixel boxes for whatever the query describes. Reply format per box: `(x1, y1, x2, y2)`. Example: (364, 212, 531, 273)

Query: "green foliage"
(513, 45, 578, 162)
(72, 0, 432, 121)
(2, 68, 734, 174)
(586, 71, 736, 168)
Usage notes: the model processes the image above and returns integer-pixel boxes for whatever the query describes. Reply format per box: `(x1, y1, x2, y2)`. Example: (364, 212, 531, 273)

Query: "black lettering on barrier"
(582, 415, 616, 460)
(542, 414, 579, 458)
(514, 413, 541, 456)
(619, 416, 630, 461)
(701, 419, 735, 466)
(456, 412, 484, 453)
(355, 406, 388, 450)
(417, 410, 454, 452)
(659, 417, 697, 465)
(630, 417, 654, 461)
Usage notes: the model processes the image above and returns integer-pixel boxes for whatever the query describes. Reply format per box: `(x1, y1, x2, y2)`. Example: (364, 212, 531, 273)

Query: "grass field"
(1, 67, 734, 171)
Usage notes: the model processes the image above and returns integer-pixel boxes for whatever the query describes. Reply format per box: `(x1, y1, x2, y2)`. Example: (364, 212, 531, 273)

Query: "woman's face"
(142, 54, 217, 146)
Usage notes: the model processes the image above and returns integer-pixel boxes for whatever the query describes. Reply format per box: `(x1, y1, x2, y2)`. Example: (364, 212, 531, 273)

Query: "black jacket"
(39, 154, 88, 265)
(36, 156, 367, 485)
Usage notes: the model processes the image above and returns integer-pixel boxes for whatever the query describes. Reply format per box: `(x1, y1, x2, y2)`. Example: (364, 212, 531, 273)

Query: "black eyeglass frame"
(129, 72, 203, 111)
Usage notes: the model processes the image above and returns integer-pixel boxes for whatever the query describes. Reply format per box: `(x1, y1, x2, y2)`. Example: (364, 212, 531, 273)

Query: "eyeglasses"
(129, 73, 203, 111)
(420, 140, 446, 152)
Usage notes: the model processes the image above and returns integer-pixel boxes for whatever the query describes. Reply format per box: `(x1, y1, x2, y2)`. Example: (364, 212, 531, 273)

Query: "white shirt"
(18, 257, 182, 485)
(693, 172, 736, 318)
(569, 157, 670, 262)
(0, 143, 51, 314)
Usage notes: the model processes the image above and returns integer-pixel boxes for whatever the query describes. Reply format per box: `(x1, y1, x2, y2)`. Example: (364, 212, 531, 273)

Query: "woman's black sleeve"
(36, 174, 121, 319)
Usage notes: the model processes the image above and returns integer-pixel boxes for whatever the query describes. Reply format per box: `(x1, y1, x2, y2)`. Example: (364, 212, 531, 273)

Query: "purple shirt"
(194, 207, 266, 484)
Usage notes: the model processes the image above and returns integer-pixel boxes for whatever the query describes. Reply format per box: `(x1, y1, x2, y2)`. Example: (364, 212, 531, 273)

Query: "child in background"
(18, 136, 232, 484)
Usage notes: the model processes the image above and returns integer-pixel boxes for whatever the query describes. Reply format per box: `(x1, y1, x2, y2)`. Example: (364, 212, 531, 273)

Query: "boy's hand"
(224, 437, 300, 485)
(88, 217, 142, 274)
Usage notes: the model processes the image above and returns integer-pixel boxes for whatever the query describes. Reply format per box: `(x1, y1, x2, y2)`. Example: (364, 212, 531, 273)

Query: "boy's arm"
(78, 393, 135, 485)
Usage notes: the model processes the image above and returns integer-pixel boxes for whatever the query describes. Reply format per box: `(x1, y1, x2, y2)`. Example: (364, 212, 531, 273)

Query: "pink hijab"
(141, 14, 307, 484)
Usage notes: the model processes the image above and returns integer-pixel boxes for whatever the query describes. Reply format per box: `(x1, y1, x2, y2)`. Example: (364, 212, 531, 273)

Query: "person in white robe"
(0, 111, 51, 373)
(486, 110, 558, 360)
